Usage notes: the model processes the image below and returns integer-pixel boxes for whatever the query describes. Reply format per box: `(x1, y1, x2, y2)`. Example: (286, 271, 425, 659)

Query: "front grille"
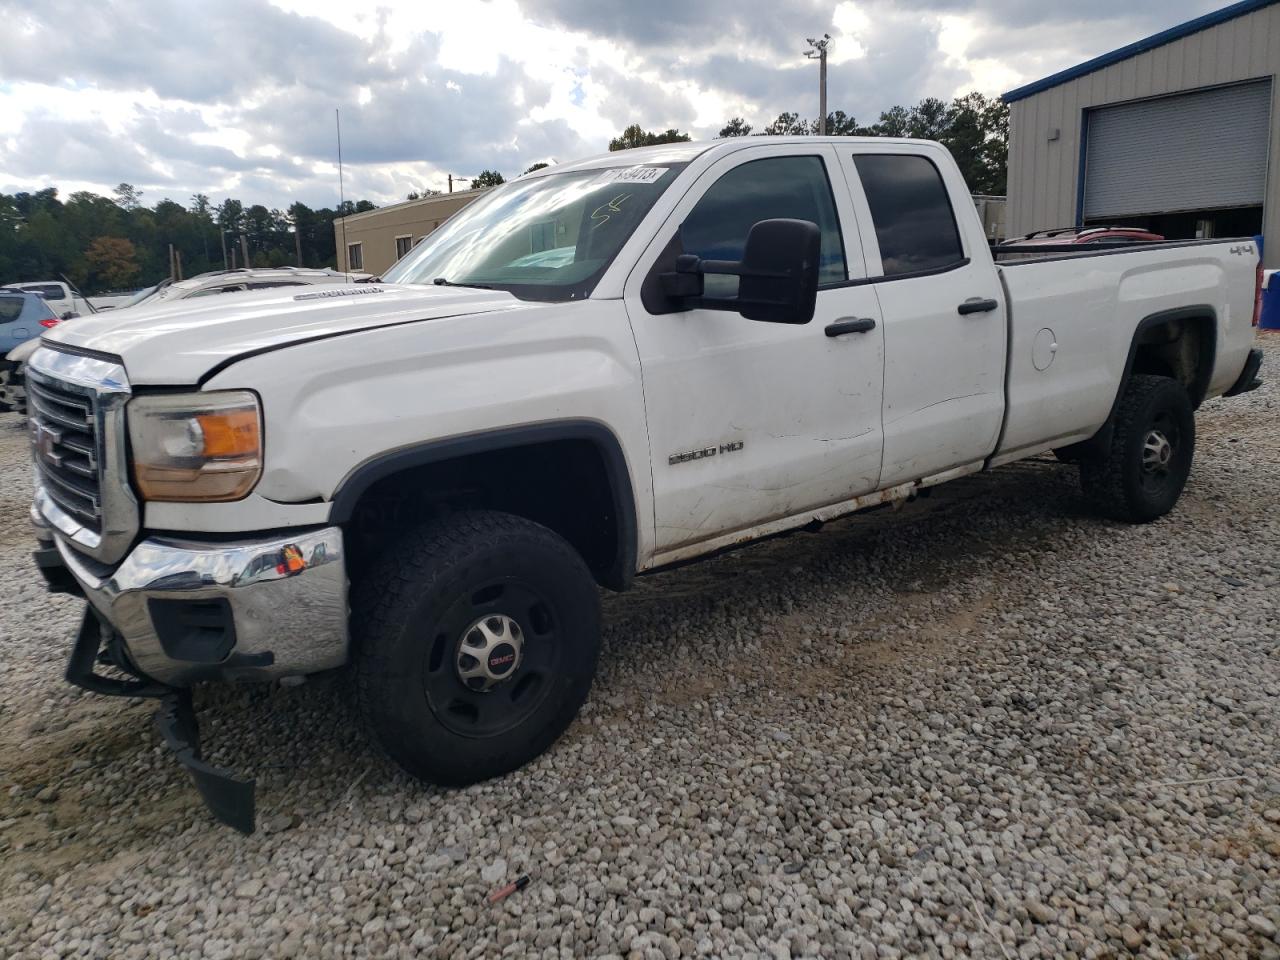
(28, 377, 103, 532)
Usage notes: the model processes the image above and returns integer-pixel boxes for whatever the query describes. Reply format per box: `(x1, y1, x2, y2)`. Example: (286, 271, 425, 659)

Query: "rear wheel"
(1080, 375, 1194, 522)
(354, 510, 601, 785)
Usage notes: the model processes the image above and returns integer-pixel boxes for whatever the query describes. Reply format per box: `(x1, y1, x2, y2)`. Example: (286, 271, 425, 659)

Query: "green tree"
(113, 183, 143, 211)
(823, 111, 867, 136)
(522, 162, 550, 174)
(718, 118, 752, 137)
(762, 112, 810, 136)
(216, 198, 244, 235)
(608, 124, 691, 151)
(472, 170, 506, 188)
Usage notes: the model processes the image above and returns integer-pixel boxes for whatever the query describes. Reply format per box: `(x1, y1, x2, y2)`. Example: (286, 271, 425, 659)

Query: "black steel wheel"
(1080, 374, 1195, 523)
(355, 510, 601, 786)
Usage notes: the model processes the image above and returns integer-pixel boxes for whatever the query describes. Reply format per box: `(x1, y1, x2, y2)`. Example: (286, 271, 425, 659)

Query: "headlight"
(128, 391, 263, 502)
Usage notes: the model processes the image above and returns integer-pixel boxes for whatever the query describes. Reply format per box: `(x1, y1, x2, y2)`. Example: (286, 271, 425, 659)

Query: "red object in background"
(275, 544, 305, 575)
(39, 318, 59, 328)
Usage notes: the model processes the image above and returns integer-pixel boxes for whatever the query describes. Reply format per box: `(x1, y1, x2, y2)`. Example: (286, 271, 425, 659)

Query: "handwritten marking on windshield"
(590, 193, 632, 230)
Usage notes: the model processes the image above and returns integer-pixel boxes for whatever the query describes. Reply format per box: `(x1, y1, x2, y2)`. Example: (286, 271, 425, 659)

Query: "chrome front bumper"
(40, 515, 349, 686)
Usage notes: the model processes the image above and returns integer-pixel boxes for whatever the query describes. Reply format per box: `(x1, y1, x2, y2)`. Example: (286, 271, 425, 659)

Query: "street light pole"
(804, 35, 831, 135)
(448, 175, 470, 194)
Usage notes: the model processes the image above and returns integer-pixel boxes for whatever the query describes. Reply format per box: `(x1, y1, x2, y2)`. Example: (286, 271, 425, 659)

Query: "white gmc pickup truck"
(26, 137, 1264, 832)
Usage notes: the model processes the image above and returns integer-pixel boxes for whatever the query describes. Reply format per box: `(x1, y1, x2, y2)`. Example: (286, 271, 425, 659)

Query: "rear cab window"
(852, 154, 965, 278)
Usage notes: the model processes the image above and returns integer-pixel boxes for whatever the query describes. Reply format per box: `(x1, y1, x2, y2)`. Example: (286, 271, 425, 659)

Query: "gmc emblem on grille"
(29, 420, 64, 468)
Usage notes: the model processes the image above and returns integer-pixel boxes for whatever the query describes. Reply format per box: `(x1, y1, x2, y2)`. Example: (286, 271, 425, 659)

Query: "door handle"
(825, 317, 877, 337)
(957, 297, 999, 316)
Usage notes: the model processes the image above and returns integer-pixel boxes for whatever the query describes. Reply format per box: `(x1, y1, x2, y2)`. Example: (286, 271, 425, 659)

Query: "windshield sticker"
(590, 166, 669, 186)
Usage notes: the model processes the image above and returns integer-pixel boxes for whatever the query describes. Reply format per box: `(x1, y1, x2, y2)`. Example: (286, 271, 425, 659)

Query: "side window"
(246, 281, 304, 290)
(680, 155, 846, 297)
(852, 155, 964, 277)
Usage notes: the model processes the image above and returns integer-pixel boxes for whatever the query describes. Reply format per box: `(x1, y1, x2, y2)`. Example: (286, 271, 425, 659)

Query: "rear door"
(838, 148, 1006, 486)
(624, 143, 886, 555)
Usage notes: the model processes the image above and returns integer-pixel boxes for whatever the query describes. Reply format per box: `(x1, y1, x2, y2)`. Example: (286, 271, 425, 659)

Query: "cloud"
(0, 0, 1233, 208)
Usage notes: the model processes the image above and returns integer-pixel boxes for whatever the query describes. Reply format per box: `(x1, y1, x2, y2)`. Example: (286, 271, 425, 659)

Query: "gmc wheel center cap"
(487, 643, 517, 676)
(455, 614, 525, 692)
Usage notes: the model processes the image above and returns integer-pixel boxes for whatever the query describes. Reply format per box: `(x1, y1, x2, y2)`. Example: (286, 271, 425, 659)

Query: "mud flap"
(154, 691, 257, 836)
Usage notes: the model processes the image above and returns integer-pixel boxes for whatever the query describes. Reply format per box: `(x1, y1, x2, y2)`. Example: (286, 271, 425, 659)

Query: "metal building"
(1003, 0, 1280, 267)
(334, 188, 488, 276)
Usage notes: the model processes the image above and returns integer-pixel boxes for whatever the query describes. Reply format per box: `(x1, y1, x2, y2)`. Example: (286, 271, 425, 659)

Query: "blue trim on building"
(1002, 0, 1280, 103)
(1075, 107, 1091, 226)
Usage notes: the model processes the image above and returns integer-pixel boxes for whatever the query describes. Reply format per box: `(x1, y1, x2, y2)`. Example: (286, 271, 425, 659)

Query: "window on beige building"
(347, 242, 363, 270)
(395, 235, 413, 260)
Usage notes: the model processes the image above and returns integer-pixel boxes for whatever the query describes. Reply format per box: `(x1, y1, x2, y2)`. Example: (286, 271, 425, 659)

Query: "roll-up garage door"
(1083, 80, 1271, 219)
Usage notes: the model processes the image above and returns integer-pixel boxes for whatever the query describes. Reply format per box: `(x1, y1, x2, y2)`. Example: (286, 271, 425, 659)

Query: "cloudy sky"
(0, 0, 1229, 210)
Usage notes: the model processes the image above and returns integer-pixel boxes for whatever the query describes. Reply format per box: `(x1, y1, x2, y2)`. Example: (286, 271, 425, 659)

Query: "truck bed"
(990, 237, 1259, 466)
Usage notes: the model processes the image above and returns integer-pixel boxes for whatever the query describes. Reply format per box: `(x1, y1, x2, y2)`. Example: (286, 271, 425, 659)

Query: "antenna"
(336, 108, 350, 282)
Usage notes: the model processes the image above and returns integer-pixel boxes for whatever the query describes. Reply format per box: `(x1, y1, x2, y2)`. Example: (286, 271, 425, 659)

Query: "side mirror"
(61, 311, 78, 320)
(736, 219, 820, 324)
(658, 219, 821, 324)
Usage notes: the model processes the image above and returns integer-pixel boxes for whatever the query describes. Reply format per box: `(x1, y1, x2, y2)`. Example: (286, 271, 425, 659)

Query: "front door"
(624, 145, 886, 557)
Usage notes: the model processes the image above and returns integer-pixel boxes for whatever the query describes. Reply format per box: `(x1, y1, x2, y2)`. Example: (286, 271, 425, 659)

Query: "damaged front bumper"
(35, 511, 350, 833)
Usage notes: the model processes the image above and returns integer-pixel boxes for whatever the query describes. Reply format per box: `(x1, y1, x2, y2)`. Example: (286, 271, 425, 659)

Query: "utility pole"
(804, 35, 831, 135)
(240, 234, 250, 269)
(220, 229, 229, 271)
(448, 174, 469, 194)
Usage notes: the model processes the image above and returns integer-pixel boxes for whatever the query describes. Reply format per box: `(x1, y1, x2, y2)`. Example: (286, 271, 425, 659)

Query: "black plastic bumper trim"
(66, 606, 169, 698)
(65, 605, 257, 834)
(154, 691, 256, 835)
(1223, 347, 1263, 397)
(34, 546, 83, 597)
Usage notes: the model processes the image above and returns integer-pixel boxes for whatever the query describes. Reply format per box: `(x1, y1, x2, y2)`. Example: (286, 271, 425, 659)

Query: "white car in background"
(120, 266, 372, 312)
(2, 267, 369, 414)
(2, 280, 94, 318)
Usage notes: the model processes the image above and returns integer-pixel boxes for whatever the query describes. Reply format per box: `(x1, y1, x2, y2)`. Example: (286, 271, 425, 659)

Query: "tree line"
(0, 184, 379, 294)
(610, 91, 1009, 196)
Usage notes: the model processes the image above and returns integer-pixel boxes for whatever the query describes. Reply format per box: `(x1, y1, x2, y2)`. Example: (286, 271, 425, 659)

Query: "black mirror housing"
(650, 218, 821, 323)
(736, 219, 820, 324)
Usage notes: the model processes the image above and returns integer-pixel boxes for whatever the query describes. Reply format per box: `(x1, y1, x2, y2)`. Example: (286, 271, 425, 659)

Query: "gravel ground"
(1, 335, 1277, 960)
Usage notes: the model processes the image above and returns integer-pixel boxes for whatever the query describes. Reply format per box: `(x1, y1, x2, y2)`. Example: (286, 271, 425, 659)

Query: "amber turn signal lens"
(197, 409, 261, 458)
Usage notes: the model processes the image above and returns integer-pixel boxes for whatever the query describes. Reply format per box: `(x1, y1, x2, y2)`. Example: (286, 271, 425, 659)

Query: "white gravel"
(1, 335, 1278, 960)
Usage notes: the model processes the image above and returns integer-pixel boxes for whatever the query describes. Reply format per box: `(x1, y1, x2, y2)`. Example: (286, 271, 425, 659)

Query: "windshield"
(382, 163, 686, 301)
(122, 284, 161, 308)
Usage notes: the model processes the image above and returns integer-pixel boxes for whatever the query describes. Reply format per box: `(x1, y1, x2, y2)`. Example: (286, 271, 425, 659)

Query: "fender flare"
(327, 419, 639, 590)
(1071, 306, 1217, 459)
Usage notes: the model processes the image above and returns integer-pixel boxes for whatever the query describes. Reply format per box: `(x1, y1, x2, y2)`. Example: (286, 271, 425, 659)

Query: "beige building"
(1003, 0, 1279, 266)
(334, 188, 489, 275)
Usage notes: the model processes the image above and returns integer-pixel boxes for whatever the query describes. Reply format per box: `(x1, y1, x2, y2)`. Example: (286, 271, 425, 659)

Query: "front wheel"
(354, 510, 601, 786)
(1080, 375, 1195, 523)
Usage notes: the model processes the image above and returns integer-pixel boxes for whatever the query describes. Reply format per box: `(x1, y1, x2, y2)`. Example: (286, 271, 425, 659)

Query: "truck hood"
(41, 283, 528, 385)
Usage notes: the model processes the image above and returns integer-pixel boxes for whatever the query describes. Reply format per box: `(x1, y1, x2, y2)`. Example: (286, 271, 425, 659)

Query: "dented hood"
(41, 283, 527, 385)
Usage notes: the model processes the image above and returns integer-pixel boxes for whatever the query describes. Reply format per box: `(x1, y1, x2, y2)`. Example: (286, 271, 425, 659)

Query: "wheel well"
(339, 436, 634, 592)
(1129, 312, 1215, 407)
